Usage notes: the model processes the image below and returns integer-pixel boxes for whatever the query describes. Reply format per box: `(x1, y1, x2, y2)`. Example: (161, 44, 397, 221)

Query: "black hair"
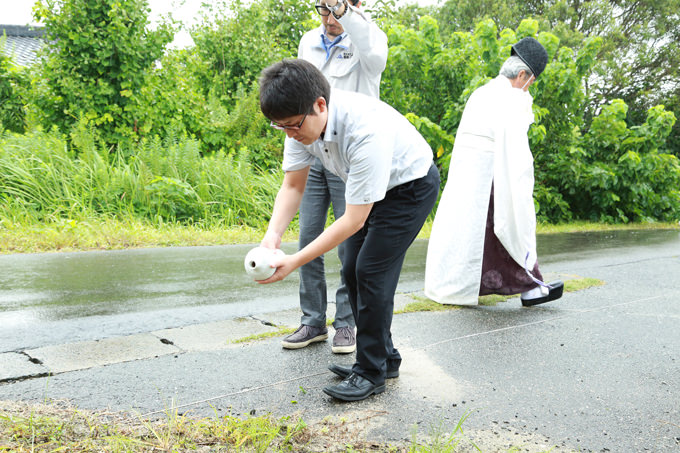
(259, 59, 331, 121)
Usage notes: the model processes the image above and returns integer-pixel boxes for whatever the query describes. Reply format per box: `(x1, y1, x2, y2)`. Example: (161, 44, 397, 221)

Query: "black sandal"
(521, 281, 564, 307)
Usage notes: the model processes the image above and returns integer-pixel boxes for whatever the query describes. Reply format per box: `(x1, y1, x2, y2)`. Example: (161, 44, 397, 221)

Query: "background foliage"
(0, 128, 282, 227)
(0, 43, 26, 134)
(31, 0, 174, 146)
(0, 0, 678, 229)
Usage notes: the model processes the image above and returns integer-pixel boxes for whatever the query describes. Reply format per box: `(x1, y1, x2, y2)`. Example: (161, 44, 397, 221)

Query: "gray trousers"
(298, 158, 353, 328)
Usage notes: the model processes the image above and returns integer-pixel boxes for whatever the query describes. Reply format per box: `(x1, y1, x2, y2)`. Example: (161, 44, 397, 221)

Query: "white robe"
(424, 76, 538, 305)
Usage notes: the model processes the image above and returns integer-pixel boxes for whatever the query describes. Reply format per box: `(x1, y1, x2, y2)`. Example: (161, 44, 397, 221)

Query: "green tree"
(435, 0, 680, 154)
(32, 0, 173, 146)
(158, 0, 316, 166)
(438, 0, 525, 34)
(0, 39, 26, 133)
(190, 0, 313, 106)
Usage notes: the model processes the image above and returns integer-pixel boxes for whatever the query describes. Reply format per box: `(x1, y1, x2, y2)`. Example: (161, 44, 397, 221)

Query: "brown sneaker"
(331, 326, 356, 354)
(281, 325, 328, 349)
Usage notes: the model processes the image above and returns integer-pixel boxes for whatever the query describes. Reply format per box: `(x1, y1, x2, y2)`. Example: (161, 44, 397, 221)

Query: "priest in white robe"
(425, 37, 564, 307)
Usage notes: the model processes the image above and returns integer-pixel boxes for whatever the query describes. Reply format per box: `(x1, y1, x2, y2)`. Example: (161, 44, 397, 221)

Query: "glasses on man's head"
(315, 4, 332, 16)
(270, 112, 309, 131)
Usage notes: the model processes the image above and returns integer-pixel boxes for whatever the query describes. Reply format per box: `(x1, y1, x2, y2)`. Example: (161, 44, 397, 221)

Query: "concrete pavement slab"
(152, 317, 279, 351)
(0, 352, 47, 381)
(255, 308, 307, 329)
(1, 293, 420, 381)
(25, 334, 181, 374)
(256, 292, 418, 329)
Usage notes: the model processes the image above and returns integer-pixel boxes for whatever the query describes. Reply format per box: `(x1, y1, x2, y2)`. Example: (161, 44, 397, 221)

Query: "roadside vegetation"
(393, 277, 606, 313)
(2, 217, 678, 254)
(2, 0, 679, 253)
(0, 400, 495, 452)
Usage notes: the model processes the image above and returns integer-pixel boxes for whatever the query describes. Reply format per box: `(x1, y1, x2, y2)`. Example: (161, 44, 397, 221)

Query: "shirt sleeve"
(282, 137, 315, 172)
(338, 6, 388, 77)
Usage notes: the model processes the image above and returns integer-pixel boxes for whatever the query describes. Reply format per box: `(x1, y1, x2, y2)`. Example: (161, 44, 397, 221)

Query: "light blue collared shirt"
(320, 32, 348, 61)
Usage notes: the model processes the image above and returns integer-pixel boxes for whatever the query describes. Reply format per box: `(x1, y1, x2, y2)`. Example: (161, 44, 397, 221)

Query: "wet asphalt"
(0, 230, 679, 451)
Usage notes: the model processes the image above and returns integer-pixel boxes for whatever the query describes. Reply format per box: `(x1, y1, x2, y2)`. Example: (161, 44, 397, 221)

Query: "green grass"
(536, 221, 679, 234)
(1, 127, 678, 255)
(409, 411, 480, 453)
(231, 326, 297, 344)
(396, 277, 606, 311)
(0, 401, 508, 452)
(478, 294, 512, 306)
(476, 277, 606, 306)
(475, 277, 606, 307)
(564, 277, 605, 291)
(0, 129, 285, 254)
(395, 295, 461, 314)
(0, 400, 309, 452)
(0, 216, 301, 254)
(231, 319, 336, 344)
(3, 216, 677, 255)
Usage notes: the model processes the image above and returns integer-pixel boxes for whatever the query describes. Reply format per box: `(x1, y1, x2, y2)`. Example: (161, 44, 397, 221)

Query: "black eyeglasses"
(315, 4, 332, 16)
(270, 112, 309, 131)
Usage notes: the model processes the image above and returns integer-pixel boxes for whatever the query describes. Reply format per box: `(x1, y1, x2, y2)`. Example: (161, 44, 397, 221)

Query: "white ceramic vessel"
(244, 247, 284, 280)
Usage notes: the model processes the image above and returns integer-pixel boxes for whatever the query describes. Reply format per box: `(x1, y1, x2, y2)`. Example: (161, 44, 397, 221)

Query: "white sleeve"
(338, 6, 388, 77)
(282, 137, 315, 172)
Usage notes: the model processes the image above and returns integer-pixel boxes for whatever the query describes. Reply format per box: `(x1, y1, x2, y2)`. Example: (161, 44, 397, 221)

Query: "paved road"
(1, 230, 679, 451)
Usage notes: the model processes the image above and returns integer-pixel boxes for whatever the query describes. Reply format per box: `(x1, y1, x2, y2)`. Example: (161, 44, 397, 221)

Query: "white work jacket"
(424, 76, 538, 305)
(298, 5, 388, 98)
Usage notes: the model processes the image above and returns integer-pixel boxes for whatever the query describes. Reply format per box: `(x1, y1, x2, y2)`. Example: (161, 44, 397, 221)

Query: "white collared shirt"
(282, 89, 433, 205)
(297, 5, 388, 98)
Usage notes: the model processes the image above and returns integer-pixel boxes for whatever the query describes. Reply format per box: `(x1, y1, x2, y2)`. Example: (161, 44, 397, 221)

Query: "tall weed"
(0, 128, 282, 228)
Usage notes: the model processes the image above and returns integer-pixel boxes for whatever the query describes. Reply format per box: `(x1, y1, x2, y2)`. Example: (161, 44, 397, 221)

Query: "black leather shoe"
(323, 373, 385, 401)
(521, 281, 564, 307)
(328, 364, 399, 379)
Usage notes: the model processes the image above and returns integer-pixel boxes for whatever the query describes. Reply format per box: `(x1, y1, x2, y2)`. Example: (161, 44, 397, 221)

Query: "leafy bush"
(190, 0, 312, 106)
(0, 42, 26, 133)
(561, 101, 680, 222)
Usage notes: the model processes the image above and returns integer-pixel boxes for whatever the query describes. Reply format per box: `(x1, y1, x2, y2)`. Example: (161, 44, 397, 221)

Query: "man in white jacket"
(425, 37, 564, 307)
(281, 0, 388, 354)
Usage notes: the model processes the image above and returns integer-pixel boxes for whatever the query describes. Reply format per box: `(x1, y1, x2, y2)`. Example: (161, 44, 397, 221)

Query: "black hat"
(511, 37, 548, 78)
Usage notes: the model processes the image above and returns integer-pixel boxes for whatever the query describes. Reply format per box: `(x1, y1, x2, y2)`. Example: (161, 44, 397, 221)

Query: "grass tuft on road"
(231, 326, 296, 344)
(397, 277, 606, 311)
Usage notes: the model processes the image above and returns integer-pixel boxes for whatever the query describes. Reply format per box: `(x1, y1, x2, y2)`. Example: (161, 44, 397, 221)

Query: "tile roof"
(1, 25, 45, 67)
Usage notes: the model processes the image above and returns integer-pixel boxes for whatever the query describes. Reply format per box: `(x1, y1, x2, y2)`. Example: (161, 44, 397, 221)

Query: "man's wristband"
(329, 0, 348, 19)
